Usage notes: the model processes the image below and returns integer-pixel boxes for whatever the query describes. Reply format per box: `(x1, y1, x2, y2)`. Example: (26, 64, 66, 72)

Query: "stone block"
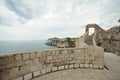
(15, 61, 24, 67)
(70, 60, 75, 64)
(74, 64, 79, 68)
(65, 65, 69, 69)
(15, 54, 22, 61)
(53, 55, 59, 60)
(59, 66, 64, 70)
(41, 69, 46, 74)
(89, 64, 93, 68)
(84, 64, 89, 68)
(20, 65, 30, 75)
(14, 77, 23, 80)
(69, 54, 74, 57)
(52, 51, 56, 55)
(47, 56, 53, 62)
(59, 55, 64, 59)
(24, 73, 32, 80)
(56, 50, 60, 55)
(52, 67, 58, 71)
(46, 67, 51, 73)
(67, 58, 72, 61)
(10, 67, 19, 73)
(1, 70, 11, 80)
(41, 51, 46, 57)
(30, 52, 36, 59)
(93, 65, 99, 69)
(2, 55, 14, 65)
(62, 50, 68, 55)
(0, 65, 6, 71)
(23, 53, 29, 60)
(30, 66, 38, 72)
(10, 70, 18, 80)
(80, 64, 84, 68)
(33, 58, 39, 65)
(33, 71, 40, 77)
(6, 63, 15, 69)
(47, 64, 53, 67)
(25, 60, 33, 65)
(69, 64, 74, 69)
(36, 52, 41, 57)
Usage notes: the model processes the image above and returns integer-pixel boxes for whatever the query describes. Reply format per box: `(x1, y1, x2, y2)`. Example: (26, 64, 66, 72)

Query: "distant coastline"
(0, 40, 56, 54)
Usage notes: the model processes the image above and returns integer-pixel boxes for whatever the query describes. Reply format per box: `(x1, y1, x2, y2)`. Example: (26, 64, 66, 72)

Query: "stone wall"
(0, 48, 104, 80)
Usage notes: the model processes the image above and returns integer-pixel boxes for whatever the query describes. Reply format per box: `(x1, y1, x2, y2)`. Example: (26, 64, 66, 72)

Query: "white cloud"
(0, 0, 120, 40)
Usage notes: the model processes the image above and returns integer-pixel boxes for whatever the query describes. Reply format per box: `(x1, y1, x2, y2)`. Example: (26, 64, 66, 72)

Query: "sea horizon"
(0, 40, 56, 54)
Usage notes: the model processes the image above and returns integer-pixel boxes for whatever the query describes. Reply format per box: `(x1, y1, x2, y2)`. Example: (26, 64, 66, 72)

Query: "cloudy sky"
(0, 0, 120, 40)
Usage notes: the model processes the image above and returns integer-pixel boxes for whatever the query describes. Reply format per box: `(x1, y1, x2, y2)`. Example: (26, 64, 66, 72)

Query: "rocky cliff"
(45, 37, 76, 48)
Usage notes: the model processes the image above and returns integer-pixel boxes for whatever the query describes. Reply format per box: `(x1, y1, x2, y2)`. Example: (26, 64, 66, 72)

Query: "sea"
(0, 40, 56, 55)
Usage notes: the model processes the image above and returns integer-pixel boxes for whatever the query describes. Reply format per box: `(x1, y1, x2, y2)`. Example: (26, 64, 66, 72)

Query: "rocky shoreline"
(45, 37, 76, 48)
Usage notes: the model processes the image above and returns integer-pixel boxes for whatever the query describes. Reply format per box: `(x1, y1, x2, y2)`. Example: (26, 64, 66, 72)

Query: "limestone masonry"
(0, 48, 104, 80)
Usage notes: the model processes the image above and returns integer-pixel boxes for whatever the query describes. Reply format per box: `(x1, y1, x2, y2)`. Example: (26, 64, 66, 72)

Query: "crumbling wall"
(76, 24, 120, 52)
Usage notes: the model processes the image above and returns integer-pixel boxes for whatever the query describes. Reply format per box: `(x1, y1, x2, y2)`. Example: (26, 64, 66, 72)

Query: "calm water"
(0, 40, 56, 54)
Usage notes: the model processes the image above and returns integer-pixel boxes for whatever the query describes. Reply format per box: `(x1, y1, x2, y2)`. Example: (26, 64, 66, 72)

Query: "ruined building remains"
(76, 24, 120, 52)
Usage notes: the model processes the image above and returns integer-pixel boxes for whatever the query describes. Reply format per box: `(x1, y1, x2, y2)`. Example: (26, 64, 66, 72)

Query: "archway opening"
(89, 28, 95, 36)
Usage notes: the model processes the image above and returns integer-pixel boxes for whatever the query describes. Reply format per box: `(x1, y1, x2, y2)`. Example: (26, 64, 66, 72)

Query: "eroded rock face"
(76, 24, 120, 52)
(46, 38, 76, 48)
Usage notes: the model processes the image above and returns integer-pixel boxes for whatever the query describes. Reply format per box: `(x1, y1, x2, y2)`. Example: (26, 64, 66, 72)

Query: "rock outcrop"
(46, 37, 76, 48)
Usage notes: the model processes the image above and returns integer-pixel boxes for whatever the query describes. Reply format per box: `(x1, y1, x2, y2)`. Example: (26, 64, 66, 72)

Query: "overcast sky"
(0, 0, 120, 40)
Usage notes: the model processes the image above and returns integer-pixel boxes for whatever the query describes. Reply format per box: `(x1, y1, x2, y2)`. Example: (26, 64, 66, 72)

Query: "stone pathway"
(32, 52, 120, 80)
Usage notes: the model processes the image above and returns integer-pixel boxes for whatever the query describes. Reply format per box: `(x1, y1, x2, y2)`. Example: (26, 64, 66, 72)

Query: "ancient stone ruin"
(76, 24, 120, 52)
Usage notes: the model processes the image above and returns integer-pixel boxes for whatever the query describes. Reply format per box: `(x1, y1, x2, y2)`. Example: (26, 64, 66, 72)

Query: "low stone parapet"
(0, 47, 104, 80)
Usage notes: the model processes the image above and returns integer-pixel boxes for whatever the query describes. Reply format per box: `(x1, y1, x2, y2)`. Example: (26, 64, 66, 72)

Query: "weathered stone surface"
(41, 69, 46, 74)
(84, 64, 89, 68)
(65, 65, 69, 69)
(14, 77, 23, 80)
(30, 52, 36, 59)
(69, 64, 74, 69)
(24, 73, 32, 80)
(15, 54, 22, 61)
(47, 56, 53, 62)
(20, 65, 30, 75)
(6, 63, 15, 69)
(62, 50, 68, 55)
(74, 64, 79, 68)
(33, 58, 39, 65)
(15, 61, 24, 67)
(80, 64, 84, 68)
(46, 68, 51, 73)
(52, 67, 58, 71)
(33, 71, 40, 77)
(59, 66, 64, 70)
(0, 65, 6, 71)
(59, 55, 64, 59)
(2, 55, 14, 65)
(25, 60, 33, 65)
(23, 53, 29, 60)
(36, 52, 41, 57)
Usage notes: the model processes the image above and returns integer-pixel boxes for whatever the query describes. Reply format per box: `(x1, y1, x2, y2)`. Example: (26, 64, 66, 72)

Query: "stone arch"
(85, 24, 105, 35)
